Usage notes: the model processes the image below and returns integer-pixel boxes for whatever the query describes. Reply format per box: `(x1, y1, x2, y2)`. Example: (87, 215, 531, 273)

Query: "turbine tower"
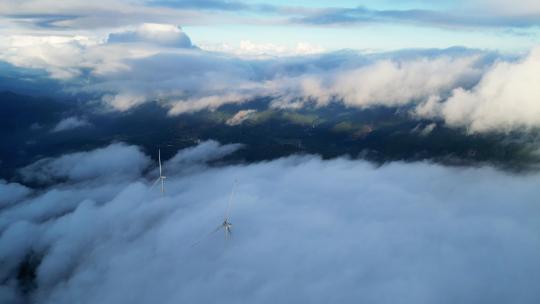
(191, 179, 237, 247)
(220, 179, 237, 239)
(151, 149, 166, 195)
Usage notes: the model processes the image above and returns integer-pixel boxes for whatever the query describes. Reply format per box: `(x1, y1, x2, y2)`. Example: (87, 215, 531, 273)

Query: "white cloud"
(18, 143, 150, 183)
(199, 40, 325, 58)
(5, 24, 540, 134)
(0, 31, 489, 121)
(1, 142, 540, 303)
(102, 93, 148, 112)
(470, 0, 540, 15)
(51, 116, 91, 132)
(411, 122, 437, 136)
(0, 180, 31, 208)
(0, 34, 154, 80)
(107, 23, 193, 48)
(162, 50, 484, 114)
(166, 140, 243, 165)
(292, 55, 482, 108)
(162, 140, 243, 174)
(413, 95, 442, 118)
(168, 93, 253, 115)
(0, 35, 92, 79)
(0, 22, 490, 116)
(226, 109, 257, 126)
(0, 26, 191, 81)
(415, 47, 540, 133)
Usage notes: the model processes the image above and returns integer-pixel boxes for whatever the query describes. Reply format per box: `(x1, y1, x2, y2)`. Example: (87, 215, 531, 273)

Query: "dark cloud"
(0, 62, 64, 96)
(0, 1, 208, 30)
(3, 0, 540, 31)
(293, 6, 540, 28)
(6, 14, 81, 29)
(1, 141, 540, 303)
(149, 0, 250, 11)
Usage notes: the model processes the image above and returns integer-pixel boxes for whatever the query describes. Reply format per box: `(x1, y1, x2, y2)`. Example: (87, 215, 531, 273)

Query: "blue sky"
(179, 0, 540, 52)
(186, 23, 539, 53)
(137, 0, 540, 52)
(2, 0, 540, 52)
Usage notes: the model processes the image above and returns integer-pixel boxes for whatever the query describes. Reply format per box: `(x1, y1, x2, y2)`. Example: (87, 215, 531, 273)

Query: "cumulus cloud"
(18, 143, 150, 184)
(168, 93, 253, 115)
(3, 22, 540, 134)
(102, 93, 149, 112)
(0, 24, 491, 114)
(51, 116, 91, 132)
(0, 26, 194, 82)
(0, 180, 31, 208)
(415, 47, 540, 133)
(163, 139, 243, 173)
(97, 47, 487, 115)
(284, 55, 483, 108)
(1, 141, 540, 303)
(0, 35, 92, 79)
(411, 122, 437, 136)
(199, 40, 325, 57)
(226, 109, 257, 125)
(107, 23, 193, 48)
(0, 34, 155, 80)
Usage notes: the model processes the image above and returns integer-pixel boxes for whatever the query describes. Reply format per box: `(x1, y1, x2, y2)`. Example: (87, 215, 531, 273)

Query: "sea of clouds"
(1, 140, 540, 303)
(2, 19, 540, 134)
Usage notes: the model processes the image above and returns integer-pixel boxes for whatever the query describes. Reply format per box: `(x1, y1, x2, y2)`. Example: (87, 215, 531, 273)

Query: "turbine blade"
(225, 179, 237, 220)
(213, 224, 223, 234)
(190, 225, 223, 247)
(225, 226, 232, 240)
(150, 177, 160, 189)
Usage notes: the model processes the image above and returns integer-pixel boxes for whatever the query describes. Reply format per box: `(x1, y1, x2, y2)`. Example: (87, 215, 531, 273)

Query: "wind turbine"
(151, 149, 166, 195)
(191, 179, 237, 247)
(219, 179, 237, 239)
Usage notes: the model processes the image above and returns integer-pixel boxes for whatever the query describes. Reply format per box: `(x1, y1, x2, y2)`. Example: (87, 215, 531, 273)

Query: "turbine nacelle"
(222, 220, 232, 239)
(191, 180, 238, 247)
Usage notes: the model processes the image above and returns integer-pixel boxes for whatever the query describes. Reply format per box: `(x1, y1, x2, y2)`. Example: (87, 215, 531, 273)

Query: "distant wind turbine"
(191, 179, 238, 247)
(219, 179, 237, 239)
(151, 149, 166, 195)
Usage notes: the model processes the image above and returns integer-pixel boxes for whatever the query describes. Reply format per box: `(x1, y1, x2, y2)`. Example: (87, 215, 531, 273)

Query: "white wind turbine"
(151, 149, 166, 195)
(218, 179, 237, 239)
(191, 179, 237, 246)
